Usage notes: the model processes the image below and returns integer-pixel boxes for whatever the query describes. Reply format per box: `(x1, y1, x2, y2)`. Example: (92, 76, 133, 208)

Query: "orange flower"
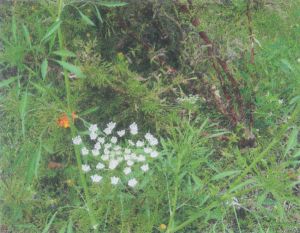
(57, 112, 76, 128)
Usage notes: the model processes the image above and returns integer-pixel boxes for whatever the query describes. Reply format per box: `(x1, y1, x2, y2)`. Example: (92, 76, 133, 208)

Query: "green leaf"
(41, 20, 61, 42)
(41, 59, 48, 80)
(211, 170, 240, 181)
(22, 24, 32, 48)
(67, 219, 73, 233)
(26, 142, 42, 183)
(55, 60, 85, 78)
(12, 14, 17, 43)
(284, 127, 298, 156)
(0, 76, 18, 88)
(80, 106, 99, 116)
(78, 10, 95, 26)
(94, 5, 103, 23)
(98, 1, 128, 7)
(20, 91, 28, 137)
(52, 49, 76, 57)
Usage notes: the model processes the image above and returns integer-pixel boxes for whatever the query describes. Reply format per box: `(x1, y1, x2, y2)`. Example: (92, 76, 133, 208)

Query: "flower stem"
(56, 0, 98, 230)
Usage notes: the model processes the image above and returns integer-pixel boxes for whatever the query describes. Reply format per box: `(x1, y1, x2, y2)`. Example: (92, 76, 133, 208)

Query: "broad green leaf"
(22, 24, 32, 48)
(211, 170, 240, 181)
(52, 49, 76, 57)
(0, 76, 18, 88)
(284, 127, 298, 156)
(78, 10, 95, 26)
(41, 59, 48, 80)
(42, 211, 58, 233)
(98, 1, 128, 7)
(55, 60, 85, 78)
(41, 20, 61, 42)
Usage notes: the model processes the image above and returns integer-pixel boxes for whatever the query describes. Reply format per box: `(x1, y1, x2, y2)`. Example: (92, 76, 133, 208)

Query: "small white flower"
(150, 150, 158, 158)
(101, 154, 109, 161)
(104, 143, 112, 149)
(127, 160, 134, 166)
(111, 136, 117, 144)
(94, 142, 101, 150)
(130, 153, 137, 160)
(91, 174, 102, 183)
(96, 162, 105, 170)
(128, 140, 135, 146)
(89, 124, 98, 133)
(81, 147, 89, 156)
(124, 148, 131, 154)
(107, 121, 116, 130)
(148, 137, 158, 146)
(123, 167, 132, 175)
(90, 132, 98, 140)
(104, 148, 110, 155)
(111, 176, 120, 185)
(137, 155, 146, 162)
(82, 164, 91, 173)
(129, 122, 138, 135)
(278, 99, 284, 105)
(104, 127, 112, 135)
(128, 178, 138, 187)
(144, 147, 152, 154)
(136, 140, 144, 147)
(114, 146, 121, 151)
(124, 154, 131, 161)
(117, 130, 125, 137)
(92, 149, 100, 156)
(145, 133, 153, 140)
(109, 159, 119, 170)
(97, 137, 105, 144)
(72, 136, 82, 145)
(141, 164, 149, 172)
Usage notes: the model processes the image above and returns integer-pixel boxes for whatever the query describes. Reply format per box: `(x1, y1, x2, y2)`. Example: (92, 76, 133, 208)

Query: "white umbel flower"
(89, 124, 98, 133)
(111, 136, 117, 144)
(128, 178, 138, 187)
(104, 127, 112, 135)
(94, 142, 101, 150)
(129, 122, 138, 135)
(144, 147, 152, 154)
(145, 133, 158, 146)
(123, 167, 132, 175)
(92, 149, 100, 156)
(107, 121, 116, 130)
(91, 174, 102, 183)
(109, 159, 119, 170)
(111, 176, 120, 185)
(82, 164, 91, 173)
(72, 136, 82, 145)
(81, 147, 89, 156)
(90, 132, 98, 140)
(96, 162, 105, 170)
(136, 140, 144, 147)
(97, 137, 105, 144)
(141, 164, 149, 172)
(117, 130, 125, 137)
(127, 160, 134, 166)
(150, 150, 158, 158)
(137, 155, 146, 162)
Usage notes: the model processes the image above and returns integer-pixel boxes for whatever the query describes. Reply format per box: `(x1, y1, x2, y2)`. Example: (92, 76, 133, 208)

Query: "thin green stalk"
(56, 0, 97, 230)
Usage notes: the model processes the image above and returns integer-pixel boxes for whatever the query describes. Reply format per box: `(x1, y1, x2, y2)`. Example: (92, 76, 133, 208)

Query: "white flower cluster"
(72, 122, 159, 188)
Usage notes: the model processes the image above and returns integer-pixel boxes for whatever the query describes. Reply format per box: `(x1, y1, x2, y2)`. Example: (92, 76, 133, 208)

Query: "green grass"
(0, 1, 299, 232)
